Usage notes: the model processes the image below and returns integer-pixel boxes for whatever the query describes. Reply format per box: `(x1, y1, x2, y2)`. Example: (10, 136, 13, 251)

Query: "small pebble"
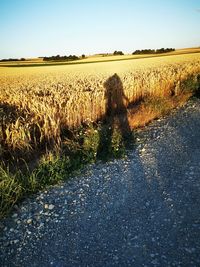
(44, 204, 49, 209)
(27, 219, 32, 224)
(48, 204, 55, 210)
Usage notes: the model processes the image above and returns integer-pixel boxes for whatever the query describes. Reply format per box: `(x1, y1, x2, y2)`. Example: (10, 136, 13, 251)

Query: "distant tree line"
(43, 54, 79, 61)
(0, 48, 176, 63)
(113, 51, 124, 55)
(132, 48, 175, 55)
(0, 58, 26, 62)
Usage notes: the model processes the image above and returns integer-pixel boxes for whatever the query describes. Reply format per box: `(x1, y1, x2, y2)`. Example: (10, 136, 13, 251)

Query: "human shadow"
(97, 73, 134, 160)
(195, 74, 200, 98)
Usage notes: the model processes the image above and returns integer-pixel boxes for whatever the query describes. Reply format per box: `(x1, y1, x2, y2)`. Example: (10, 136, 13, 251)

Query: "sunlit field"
(1, 51, 200, 217)
(1, 52, 200, 146)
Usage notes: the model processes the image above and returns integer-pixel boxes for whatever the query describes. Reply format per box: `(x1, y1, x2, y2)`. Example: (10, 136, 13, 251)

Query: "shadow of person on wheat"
(97, 73, 134, 160)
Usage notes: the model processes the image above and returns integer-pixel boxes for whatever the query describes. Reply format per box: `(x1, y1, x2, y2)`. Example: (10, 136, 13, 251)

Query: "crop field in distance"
(0, 48, 200, 217)
(1, 47, 200, 67)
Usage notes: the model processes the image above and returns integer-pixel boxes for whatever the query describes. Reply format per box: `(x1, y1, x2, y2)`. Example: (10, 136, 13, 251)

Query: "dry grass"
(128, 93, 193, 128)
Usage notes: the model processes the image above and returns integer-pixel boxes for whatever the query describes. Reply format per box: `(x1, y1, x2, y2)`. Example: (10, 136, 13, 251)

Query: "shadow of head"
(103, 73, 128, 114)
(104, 73, 123, 90)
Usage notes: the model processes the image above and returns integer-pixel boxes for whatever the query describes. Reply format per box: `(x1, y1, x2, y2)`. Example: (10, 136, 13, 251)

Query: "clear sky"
(0, 0, 200, 58)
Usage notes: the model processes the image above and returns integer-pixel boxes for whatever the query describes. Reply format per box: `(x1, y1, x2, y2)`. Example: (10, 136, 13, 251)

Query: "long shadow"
(194, 74, 200, 98)
(97, 73, 134, 160)
(0, 103, 34, 167)
(0, 102, 27, 146)
(0, 102, 49, 171)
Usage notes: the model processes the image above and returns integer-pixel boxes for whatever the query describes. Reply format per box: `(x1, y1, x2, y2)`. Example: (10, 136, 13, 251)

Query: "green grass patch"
(0, 121, 134, 218)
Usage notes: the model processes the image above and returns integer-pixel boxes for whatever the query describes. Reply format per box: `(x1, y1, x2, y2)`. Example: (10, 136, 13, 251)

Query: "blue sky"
(0, 0, 200, 58)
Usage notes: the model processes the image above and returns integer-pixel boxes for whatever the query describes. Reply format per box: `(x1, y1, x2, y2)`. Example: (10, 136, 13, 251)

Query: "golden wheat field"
(1, 52, 200, 150)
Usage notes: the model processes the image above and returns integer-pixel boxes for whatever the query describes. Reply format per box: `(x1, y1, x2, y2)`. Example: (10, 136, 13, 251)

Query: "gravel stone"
(26, 219, 32, 224)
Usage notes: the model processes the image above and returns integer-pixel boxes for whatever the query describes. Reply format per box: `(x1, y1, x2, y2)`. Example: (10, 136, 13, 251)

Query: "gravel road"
(1, 98, 200, 267)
